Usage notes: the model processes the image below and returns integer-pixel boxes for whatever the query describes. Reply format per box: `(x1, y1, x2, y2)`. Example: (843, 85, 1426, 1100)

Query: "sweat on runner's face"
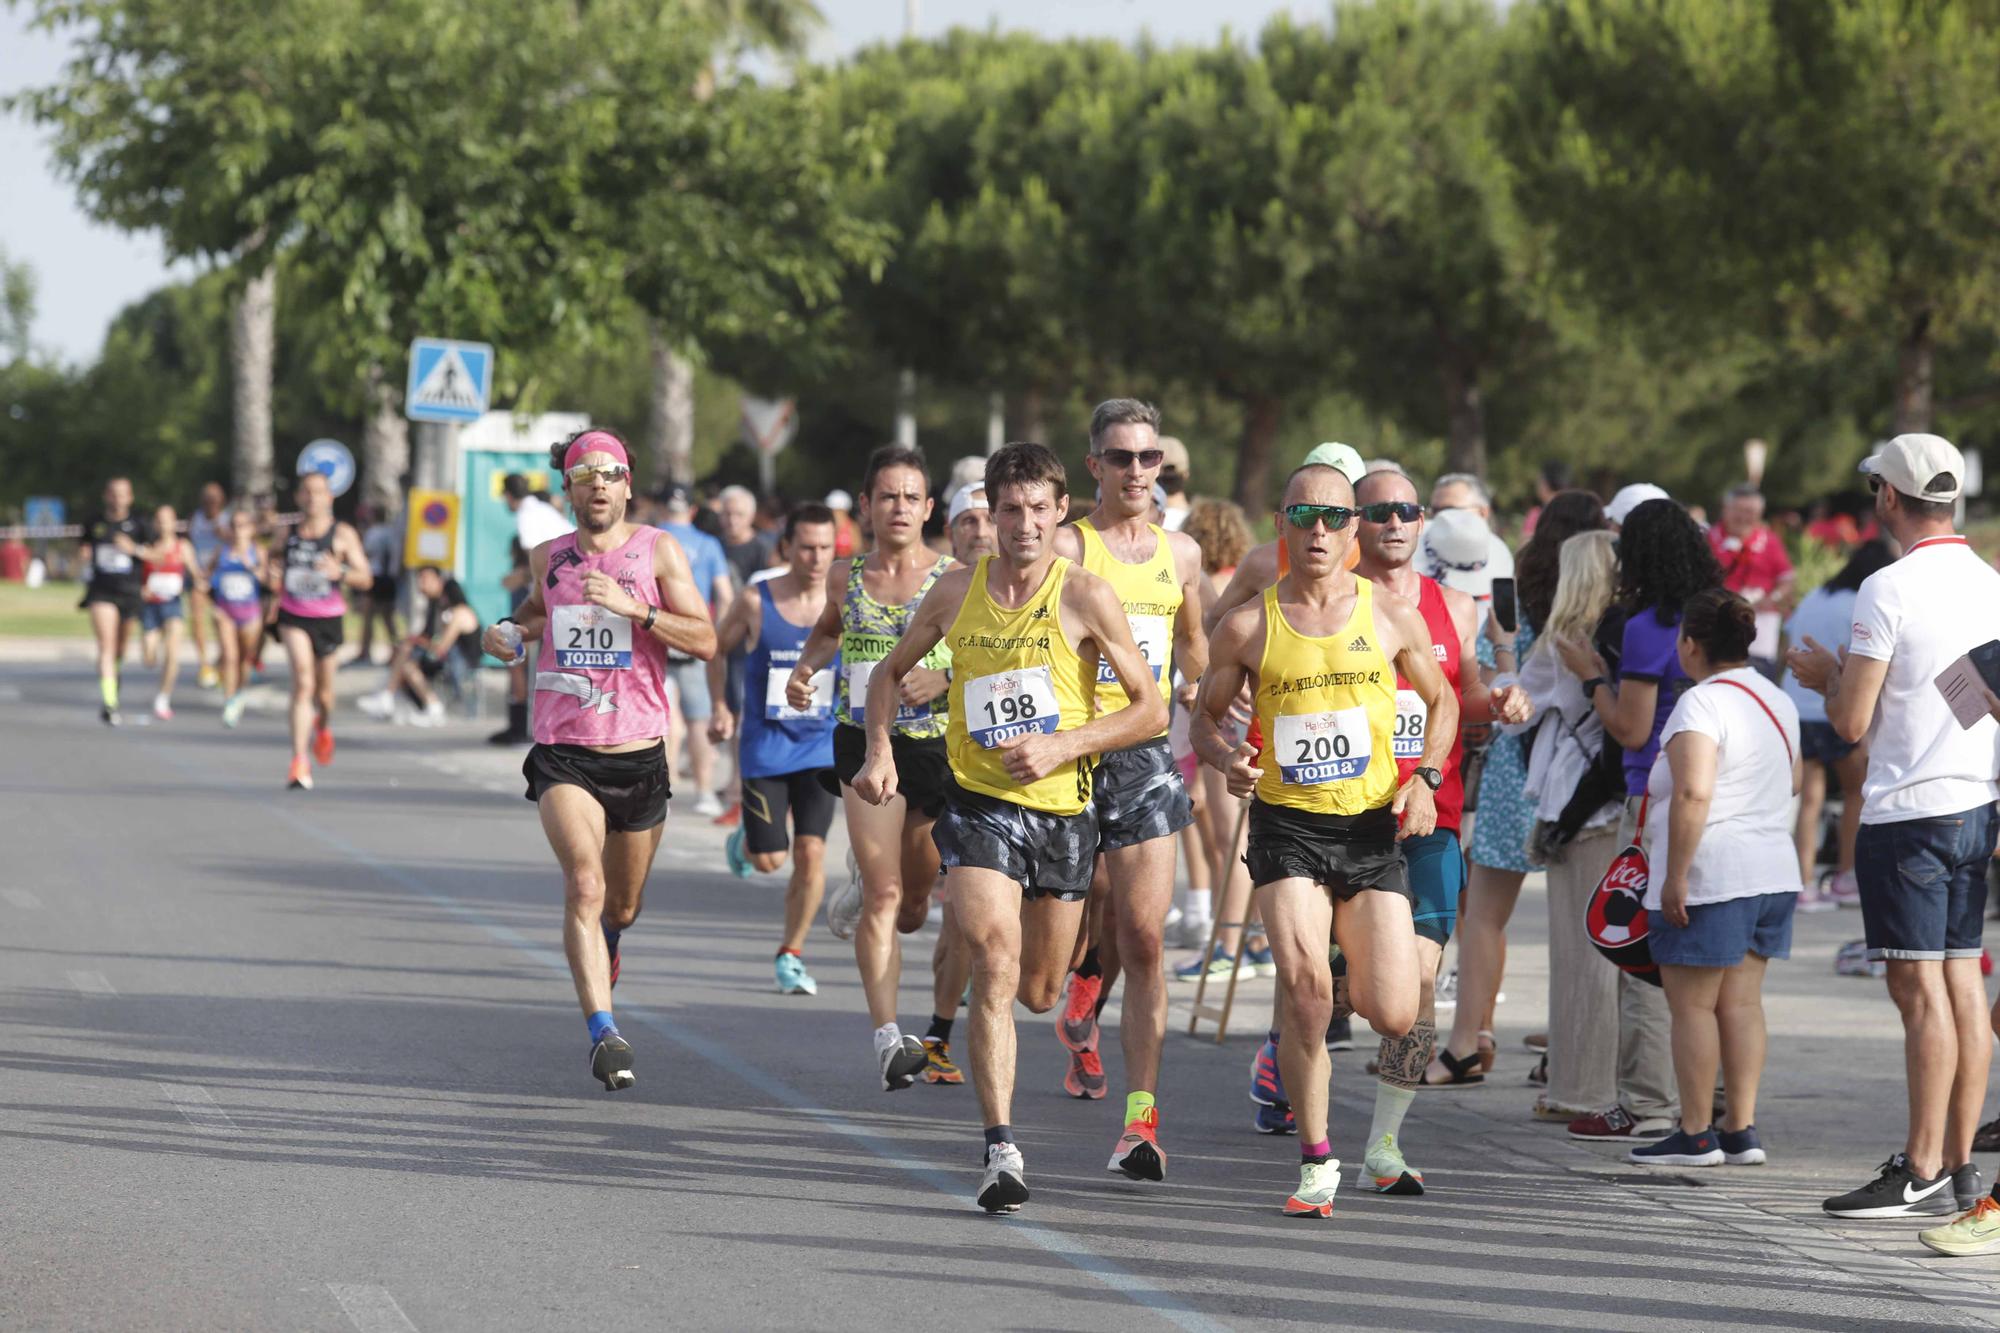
(1277, 464, 1357, 578)
(1355, 470, 1424, 569)
(992, 479, 1068, 563)
(861, 464, 931, 545)
(1087, 420, 1163, 513)
(565, 453, 629, 533)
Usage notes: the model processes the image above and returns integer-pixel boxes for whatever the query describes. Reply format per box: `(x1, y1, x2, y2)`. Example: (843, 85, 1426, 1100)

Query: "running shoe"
(774, 952, 817, 996)
(1721, 1125, 1767, 1167)
(357, 689, 395, 719)
(1107, 1108, 1166, 1182)
(101, 705, 121, 727)
(312, 722, 335, 766)
(1567, 1106, 1672, 1142)
(725, 827, 752, 878)
(1523, 1031, 1549, 1053)
(921, 1037, 963, 1085)
(152, 694, 173, 721)
(590, 1033, 636, 1091)
(198, 664, 219, 689)
(1920, 1196, 2000, 1257)
(1284, 1159, 1341, 1218)
(1825, 867, 1861, 907)
(1064, 1047, 1107, 1100)
(1254, 1102, 1297, 1135)
(1834, 939, 1885, 978)
(286, 757, 313, 791)
(1057, 971, 1102, 1052)
(1434, 966, 1459, 1010)
(691, 792, 723, 818)
(1822, 1153, 1955, 1218)
(826, 849, 863, 941)
(1630, 1127, 1724, 1166)
(1954, 1162, 1986, 1210)
(1795, 882, 1838, 914)
(221, 695, 246, 728)
(1173, 944, 1233, 983)
(978, 1143, 1029, 1213)
(1249, 1038, 1287, 1107)
(712, 801, 740, 828)
(1241, 937, 1276, 978)
(1325, 1016, 1353, 1052)
(1976, 1117, 2000, 1154)
(1362, 1133, 1424, 1195)
(1172, 915, 1215, 949)
(879, 1034, 927, 1091)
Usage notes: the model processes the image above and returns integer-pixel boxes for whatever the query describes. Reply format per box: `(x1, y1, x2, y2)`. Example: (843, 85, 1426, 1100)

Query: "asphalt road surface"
(7, 653, 2000, 1330)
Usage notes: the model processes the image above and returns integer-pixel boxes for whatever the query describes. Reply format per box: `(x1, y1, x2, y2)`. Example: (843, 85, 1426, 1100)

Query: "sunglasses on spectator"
(1282, 503, 1355, 531)
(1358, 501, 1425, 524)
(1094, 447, 1165, 469)
(567, 463, 631, 487)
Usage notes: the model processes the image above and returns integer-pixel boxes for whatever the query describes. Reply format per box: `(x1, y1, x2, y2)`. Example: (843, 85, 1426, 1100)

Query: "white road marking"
(160, 1084, 240, 1133)
(66, 970, 115, 995)
(327, 1284, 418, 1333)
(2, 888, 42, 909)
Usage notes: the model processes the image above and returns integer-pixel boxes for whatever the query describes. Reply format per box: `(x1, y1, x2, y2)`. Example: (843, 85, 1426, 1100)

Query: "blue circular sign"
(297, 438, 356, 498)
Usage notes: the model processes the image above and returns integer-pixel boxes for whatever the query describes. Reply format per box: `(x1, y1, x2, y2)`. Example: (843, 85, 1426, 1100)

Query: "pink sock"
(1302, 1139, 1332, 1160)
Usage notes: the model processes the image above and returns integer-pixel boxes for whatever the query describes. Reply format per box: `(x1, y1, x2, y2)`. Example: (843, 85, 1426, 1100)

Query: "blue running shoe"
(774, 951, 817, 996)
(1174, 944, 1233, 984)
(1250, 1039, 1287, 1107)
(1254, 1101, 1297, 1135)
(1720, 1125, 1767, 1167)
(1242, 936, 1276, 978)
(725, 827, 752, 878)
(1630, 1127, 1723, 1166)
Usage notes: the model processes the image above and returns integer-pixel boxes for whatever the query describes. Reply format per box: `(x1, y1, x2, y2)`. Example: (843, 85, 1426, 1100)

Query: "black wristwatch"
(642, 606, 658, 632)
(1581, 676, 1608, 697)
(1414, 766, 1443, 791)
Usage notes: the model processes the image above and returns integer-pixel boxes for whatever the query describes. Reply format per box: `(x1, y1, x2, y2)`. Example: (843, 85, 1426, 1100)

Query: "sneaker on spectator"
(691, 792, 724, 818)
(1825, 868, 1861, 907)
(1568, 1106, 1673, 1142)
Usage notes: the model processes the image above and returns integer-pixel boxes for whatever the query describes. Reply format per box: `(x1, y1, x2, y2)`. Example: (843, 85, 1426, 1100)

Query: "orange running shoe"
(920, 1037, 963, 1085)
(1107, 1107, 1166, 1181)
(1057, 971, 1102, 1053)
(287, 757, 313, 791)
(1063, 1047, 1106, 1099)
(312, 722, 335, 766)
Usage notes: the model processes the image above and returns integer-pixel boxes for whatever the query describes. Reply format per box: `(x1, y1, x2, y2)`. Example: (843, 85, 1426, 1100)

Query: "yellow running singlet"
(944, 557, 1097, 815)
(1073, 519, 1178, 735)
(1252, 579, 1398, 815)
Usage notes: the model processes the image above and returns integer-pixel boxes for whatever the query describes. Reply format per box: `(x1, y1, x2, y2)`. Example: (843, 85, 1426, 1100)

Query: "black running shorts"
(274, 609, 344, 660)
(522, 742, 671, 833)
(81, 585, 143, 623)
(1092, 738, 1194, 852)
(744, 769, 838, 855)
(933, 781, 1099, 902)
(1243, 798, 1412, 904)
(826, 723, 950, 820)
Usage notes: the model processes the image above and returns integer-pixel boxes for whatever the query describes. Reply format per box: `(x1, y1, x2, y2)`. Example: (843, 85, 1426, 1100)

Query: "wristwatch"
(1414, 766, 1443, 791)
(1581, 676, 1607, 696)
(642, 606, 658, 632)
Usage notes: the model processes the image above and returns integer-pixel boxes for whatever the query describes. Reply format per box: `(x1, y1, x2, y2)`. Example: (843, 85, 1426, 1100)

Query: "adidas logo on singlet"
(1348, 634, 1370, 651)
(1155, 568, 1174, 584)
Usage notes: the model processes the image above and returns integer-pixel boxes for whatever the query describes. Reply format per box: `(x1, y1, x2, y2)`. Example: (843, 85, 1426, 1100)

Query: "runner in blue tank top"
(709, 504, 842, 997)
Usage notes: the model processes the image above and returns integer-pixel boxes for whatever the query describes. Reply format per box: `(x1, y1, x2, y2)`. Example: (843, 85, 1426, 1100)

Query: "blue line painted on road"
(243, 794, 1227, 1333)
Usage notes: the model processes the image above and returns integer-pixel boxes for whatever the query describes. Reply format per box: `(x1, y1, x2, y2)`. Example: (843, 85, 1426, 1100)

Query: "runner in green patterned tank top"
(834, 554, 953, 738)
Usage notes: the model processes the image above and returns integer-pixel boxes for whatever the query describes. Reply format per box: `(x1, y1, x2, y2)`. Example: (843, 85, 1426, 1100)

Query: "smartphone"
(1490, 577, 1518, 635)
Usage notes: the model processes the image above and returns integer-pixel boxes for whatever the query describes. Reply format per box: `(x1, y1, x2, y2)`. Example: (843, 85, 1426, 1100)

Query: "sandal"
(1527, 1053, 1547, 1087)
(1422, 1047, 1487, 1088)
(1478, 1029, 1497, 1074)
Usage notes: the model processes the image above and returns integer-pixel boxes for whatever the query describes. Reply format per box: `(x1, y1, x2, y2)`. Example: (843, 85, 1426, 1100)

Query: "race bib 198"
(965, 666, 1060, 749)
(1392, 688, 1426, 760)
(769, 665, 832, 720)
(1098, 614, 1169, 686)
(1274, 707, 1371, 784)
(553, 603, 633, 669)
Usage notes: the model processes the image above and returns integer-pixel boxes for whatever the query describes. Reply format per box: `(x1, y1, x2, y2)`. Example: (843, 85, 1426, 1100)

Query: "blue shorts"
(1651, 890, 1796, 968)
(1799, 721, 1857, 766)
(139, 599, 184, 632)
(1403, 829, 1466, 947)
(667, 657, 712, 722)
(1856, 805, 1997, 963)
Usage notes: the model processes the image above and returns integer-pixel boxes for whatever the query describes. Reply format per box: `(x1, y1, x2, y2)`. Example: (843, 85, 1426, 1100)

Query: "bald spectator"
(1709, 483, 1795, 678)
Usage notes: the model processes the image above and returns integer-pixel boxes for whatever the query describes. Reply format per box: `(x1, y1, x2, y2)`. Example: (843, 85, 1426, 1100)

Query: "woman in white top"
(1632, 588, 1802, 1169)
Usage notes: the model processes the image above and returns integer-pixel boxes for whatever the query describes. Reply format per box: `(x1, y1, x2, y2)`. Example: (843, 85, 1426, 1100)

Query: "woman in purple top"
(1554, 496, 1721, 1142)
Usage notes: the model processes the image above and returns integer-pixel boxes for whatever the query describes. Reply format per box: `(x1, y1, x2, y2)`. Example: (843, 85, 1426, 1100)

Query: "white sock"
(1182, 890, 1212, 924)
(1370, 1084, 1416, 1145)
(874, 1021, 902, 1053)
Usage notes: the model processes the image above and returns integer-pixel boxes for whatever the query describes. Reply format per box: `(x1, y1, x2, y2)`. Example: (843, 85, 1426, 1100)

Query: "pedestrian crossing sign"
(405, 338, 494, 424)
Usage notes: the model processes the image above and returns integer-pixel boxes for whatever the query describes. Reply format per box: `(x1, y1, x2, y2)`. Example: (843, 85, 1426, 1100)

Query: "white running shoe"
(978, 1143, 1029, 1213)
(691, 792, 724, 818)
(411, 699, 447, 728)
(879, 1033, 926, 1091)
(357, 689, 396, 720)
(827, 848, 864, 941)
(152, 695, 173, 721)
(1284, 1159, 1342, 1218)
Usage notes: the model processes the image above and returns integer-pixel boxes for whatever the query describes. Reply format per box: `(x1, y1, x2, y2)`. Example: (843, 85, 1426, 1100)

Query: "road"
(5, 649, 2000, 1330)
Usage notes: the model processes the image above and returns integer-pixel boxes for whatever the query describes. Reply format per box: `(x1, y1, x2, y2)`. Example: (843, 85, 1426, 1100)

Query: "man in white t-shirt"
(1788, 433, 2000, 1229)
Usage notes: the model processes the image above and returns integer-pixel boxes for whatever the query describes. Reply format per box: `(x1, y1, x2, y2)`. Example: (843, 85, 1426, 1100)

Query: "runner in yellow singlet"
(1194, 460, 1457, 1220)
(855, 442, 1166, 1214)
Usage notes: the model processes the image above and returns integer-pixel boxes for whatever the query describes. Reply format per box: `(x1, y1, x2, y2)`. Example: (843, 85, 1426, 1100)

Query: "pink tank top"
(278, 523, 348, 619)
(534, 526, 673, 747)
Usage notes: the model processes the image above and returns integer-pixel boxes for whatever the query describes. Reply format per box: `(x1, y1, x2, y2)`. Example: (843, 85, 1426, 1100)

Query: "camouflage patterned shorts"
(1091, 738, 1194, 853)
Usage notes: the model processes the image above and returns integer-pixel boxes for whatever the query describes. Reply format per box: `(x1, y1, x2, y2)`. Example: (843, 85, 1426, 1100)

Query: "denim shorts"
(1856, 804, 1998, 962)
(1799, 721, 1857, 766)
(139, 598, 184, 632)
(1650, 890, 1797, 968)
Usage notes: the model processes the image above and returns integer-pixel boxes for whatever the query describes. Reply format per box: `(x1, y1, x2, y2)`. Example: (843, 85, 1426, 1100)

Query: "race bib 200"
(1392, 688, 1427, 760)
(1098, 614, 1169, 686)
(1274, 707, 1370, 785)
(553, 603, 632, 669)
(965, 666, 1060, 749)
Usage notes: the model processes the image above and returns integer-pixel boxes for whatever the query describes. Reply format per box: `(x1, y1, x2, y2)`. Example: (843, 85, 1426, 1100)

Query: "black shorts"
(933, 781, 1099, 902)
(274, 609, 344, 660)
(1093, 738, 1194, 852)
(827, 723, 951, 820)
(744, 769, 838, 855)
(522, 743, 671, 833)
(369, 578, 399, 608)
(82, 585, 143, 622)
(1244, 798, 1413, 904)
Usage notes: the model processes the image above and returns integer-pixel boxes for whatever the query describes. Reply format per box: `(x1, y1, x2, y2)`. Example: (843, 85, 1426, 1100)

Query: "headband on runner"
(563, 431, 629, 472)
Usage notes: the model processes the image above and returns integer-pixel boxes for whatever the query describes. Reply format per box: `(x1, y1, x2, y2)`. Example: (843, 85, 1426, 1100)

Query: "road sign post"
(296, 439, 357, 498)
(741, 396, 798, 499)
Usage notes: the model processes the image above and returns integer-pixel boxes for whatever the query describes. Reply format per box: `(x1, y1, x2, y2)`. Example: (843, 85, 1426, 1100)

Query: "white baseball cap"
(947, 486, 988, 524)
(1605, 483, 1670, 526)
(1861, 433, 1964, 503)
(1301, 442, 1365, 485)
(1420, 508, 1493, 599)
(824, 488, 853, 511)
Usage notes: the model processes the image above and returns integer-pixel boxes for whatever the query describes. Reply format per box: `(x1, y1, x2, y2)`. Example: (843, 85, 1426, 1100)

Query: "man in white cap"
(1605, 483, 1671, 530)
(1428, 473, 1513, 583)
(1157, 436, 1193, 531)
(825, 487, 860, 559)
(1787, 434, 2000, 1246)
(947, 484, 994, 564)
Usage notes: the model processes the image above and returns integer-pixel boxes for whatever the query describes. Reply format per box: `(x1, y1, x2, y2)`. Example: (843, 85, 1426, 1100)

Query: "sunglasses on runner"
(1282, 503, 1355, 532)
(1358, 501, 1425, 524)
(1094, 448, 1165, 470)
(567, 463, 631, 487)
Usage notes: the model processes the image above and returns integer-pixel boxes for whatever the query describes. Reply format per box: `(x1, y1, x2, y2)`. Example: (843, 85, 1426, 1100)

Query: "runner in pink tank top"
(268, 471, 372, 791)
(480, 428, 716, 1093)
